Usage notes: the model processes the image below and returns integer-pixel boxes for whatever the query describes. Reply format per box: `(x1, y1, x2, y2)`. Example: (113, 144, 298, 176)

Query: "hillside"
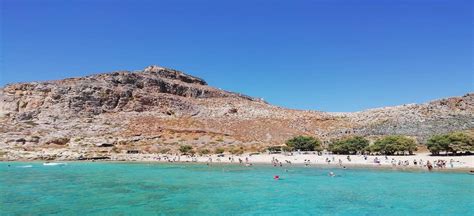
(1, 65, 473, 160)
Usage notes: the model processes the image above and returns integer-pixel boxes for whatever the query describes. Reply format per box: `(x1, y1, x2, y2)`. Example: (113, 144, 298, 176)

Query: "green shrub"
(427, 132, 473, 155)
(179, 145, 193, 154)
(199, 149, 211, 155)
(329, 136, 369, 155)
(371, 135, 417, 155)
(230, 148, 244, 155)
(282, 146, 293, 152)
(286, 136, 322, 151)
(214, 147, 225, 154)
(267, 146, 282, 153)
(160, 148, 171, 154)
(427, 134, 450, 155)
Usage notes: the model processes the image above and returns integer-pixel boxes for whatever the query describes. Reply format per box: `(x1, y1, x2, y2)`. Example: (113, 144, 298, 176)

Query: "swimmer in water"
(329, 172, 336, 177)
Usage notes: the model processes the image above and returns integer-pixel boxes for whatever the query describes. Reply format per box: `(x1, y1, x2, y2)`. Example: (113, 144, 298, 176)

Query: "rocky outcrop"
(340, 94, 474, 141)
(0, 66, 261, 120)
(0, 65, 472, 160)
(143, 65, 207, 85)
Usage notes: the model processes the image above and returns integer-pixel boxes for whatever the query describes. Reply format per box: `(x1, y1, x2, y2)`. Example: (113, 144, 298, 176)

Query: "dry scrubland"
(0, 65, 473, 161)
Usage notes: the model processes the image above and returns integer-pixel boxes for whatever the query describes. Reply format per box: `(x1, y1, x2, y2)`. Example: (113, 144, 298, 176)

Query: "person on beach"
(391, 159, 397, 167)
(374, 157, 380, 164)
(305, 160, 310, 167)
(427, 161, 433, 171)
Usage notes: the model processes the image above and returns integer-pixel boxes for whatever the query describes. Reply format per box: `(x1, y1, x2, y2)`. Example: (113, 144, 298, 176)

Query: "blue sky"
(1, 0, 473, 112)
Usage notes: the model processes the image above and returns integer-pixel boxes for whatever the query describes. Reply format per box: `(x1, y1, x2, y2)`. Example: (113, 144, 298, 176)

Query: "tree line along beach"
(5, 133, 472, 173)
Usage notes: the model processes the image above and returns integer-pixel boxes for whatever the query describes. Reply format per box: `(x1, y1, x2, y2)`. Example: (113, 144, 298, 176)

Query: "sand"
(109, 152, 474, 171)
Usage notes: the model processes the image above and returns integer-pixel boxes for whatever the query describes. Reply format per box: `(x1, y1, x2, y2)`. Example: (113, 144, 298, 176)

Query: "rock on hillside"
(0, 65, 472, 160)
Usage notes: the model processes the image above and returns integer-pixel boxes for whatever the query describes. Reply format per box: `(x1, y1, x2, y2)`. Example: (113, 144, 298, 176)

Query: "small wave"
(17, 165, 33, 168)
(43, 163, 67, 166)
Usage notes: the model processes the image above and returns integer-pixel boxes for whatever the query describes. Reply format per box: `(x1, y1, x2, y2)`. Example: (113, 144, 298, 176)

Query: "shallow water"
(1, 162, 473, 215)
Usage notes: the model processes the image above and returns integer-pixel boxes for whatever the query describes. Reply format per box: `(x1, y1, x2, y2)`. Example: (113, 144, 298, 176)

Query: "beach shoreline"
(2, 152, 473, 172)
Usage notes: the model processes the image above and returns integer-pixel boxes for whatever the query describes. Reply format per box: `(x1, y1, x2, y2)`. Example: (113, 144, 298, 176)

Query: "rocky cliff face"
(0, 65, 258, 119)
(1, 65, 473, 160)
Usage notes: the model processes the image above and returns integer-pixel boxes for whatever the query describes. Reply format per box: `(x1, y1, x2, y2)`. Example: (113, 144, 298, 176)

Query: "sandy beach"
(104, 152, 474, 171)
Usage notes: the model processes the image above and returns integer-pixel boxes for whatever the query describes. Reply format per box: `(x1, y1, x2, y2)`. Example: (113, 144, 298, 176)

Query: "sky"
(1, 0, 473, 112)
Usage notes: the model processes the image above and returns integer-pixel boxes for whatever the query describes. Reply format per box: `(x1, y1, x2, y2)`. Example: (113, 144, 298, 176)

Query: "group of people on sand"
(152, 155, 182, 163)
(204, 155, 253, 166)
(124, 152, 465, 172)
(272, 157, 283, 167)
(386, 158, 455, 170)
(319, 154, 462, 171)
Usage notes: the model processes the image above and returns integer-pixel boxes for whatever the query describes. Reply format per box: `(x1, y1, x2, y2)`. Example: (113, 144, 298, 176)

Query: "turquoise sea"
(1, 162, 473, 215)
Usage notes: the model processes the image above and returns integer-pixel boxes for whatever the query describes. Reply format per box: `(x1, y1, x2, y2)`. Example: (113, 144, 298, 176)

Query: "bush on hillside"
(199, 149, 211, 155)
(214, 147, 225, 154)
(179, 145, 193, 154)
(160, 148, 171, 154)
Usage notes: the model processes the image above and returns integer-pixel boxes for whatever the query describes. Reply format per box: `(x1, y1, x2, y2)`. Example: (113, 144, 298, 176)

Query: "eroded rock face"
(0, 66, 260, 120)
(0, 65, 472, 160)
(143, 65, 207, 85)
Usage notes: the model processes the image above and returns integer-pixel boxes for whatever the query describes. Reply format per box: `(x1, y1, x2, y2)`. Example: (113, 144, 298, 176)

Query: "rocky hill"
(1, 65, 473, 160)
